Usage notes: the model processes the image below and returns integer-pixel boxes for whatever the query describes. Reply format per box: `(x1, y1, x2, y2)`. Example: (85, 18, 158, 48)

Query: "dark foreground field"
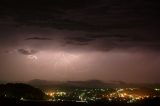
(0, 99, 160, 106)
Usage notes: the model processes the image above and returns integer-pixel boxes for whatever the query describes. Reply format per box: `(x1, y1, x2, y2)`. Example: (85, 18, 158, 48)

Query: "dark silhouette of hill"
(66, 80, 108, 88)
(0, 80, 7, 84)
(28, 79, 160, 89)
(28, 79, 122, 89)
(67, 80, 104, 84)
(0, 83, 46, 100)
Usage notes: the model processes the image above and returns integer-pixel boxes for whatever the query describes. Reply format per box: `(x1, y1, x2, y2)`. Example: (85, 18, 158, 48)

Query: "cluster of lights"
(45, 89, 106, 102)
(44, 88, 160, 103)
(46, 91, 66, 97)
(104, 88, 150, 103)
(155, 88, 160, 91)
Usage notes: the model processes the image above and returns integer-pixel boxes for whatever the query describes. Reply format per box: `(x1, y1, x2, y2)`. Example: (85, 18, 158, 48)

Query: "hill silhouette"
(28, 79, 120, 89)
(0, 83, 46, 100)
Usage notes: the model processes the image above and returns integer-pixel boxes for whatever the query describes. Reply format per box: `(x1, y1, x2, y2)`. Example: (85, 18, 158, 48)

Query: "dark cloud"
(64, 34, 110, 46)
(25, 37, 52, 41)
(17, 48, 38, 55)
(85, 34, 108, 39)
(0, 0, 159, 32)
(0, 0, 160, 83)
(65, 41, 89, 46)
(62, 33, 160, 51)
(64, 36, 95, 46)
(66, 36, 94, 43)
(0, 0, 160, 51)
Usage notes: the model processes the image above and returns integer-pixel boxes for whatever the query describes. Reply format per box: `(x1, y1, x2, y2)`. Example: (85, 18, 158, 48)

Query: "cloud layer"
(17, 48, 38, 55)
(0, 0, 160, 82)
(25, 37, 52, 41)
(0, 0, 160, 52)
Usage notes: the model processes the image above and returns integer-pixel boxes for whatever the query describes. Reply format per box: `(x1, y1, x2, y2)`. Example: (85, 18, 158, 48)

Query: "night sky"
(0, 0, 160, 83)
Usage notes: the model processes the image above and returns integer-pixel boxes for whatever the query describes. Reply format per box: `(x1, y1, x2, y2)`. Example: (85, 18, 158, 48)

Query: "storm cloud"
(0, 0, 160, 82)
(0, 0, 160, 51)
(25, 37, 52, 41)
(17, 48, 38, 55)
